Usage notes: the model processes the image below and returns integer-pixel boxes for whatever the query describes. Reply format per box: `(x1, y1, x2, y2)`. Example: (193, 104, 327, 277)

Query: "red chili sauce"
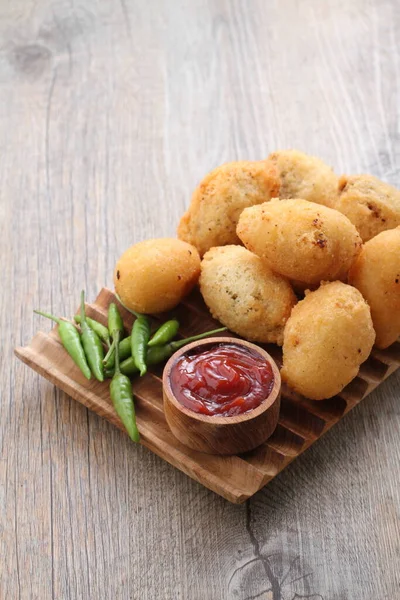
(170, 343, 274, 417)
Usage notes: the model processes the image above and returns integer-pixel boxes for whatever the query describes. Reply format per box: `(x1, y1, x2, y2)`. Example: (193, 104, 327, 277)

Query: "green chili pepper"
(131, 315, 151, 376)
(80, 291, 105, 382)
(103, 303, 125, 364)
(146, 326, 227, 364)
(108, 302, 124, 338)
(34, 310, 91, 380)
(112, 357, 139, 377)
(105, 367, 118, 379)
(110, 330, 140, 443)
(74, 314, 111, 347)
(109, 326, 228, 377)
(148, 319, 179, 347)
(103, 336, 132, 370)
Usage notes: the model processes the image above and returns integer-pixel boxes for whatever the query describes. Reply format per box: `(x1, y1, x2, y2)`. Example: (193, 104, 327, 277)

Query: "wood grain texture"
(1, 0, 400, 598)
(15, 288, 400, 505)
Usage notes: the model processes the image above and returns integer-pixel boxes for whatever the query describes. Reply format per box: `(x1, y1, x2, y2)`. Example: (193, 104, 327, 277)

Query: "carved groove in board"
(339, 377, 369, 407)
(300, 395, 348, 421)
(132, 374, 164, 413)
(267, 424, 306, 457)
(240, 444, 287, 478)
(359, 356, 390, 382)
(371, 342, 400, 365)
(180, 286, 208, 311)
(14, 287, 400, 503)
(279, 397, 327, 440)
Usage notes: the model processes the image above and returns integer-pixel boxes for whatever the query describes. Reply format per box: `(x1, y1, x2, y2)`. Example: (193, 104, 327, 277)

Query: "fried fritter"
(114, 238, 200, 313)
(335, 174, 400, 242)
(348, 227, 400, 349)
(237, 199, 362, 286)
(199, 245, 296, 345)
(177, 161, 279, 256)
(281, 281, 375, 400)
(267, 149, 339, 208)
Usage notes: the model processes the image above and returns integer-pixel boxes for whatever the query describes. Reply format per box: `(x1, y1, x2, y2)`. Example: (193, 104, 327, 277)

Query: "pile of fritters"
(178, 150, 400, 400)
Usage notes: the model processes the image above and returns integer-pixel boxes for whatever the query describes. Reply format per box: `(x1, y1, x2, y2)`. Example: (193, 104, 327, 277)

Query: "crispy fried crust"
(177, 160, 280, 256)
(281, 281, 375, 400)
(237, 198, 362, 285)
(199, 245, 296, 345)
(267, 149, 339, 208)
(334, 174, 400, 242)
(348, 227, 400, 349)
(114, 238, 201, 313)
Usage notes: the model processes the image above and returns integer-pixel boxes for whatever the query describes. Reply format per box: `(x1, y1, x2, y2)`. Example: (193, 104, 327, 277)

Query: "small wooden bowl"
(163, 337, 281, 455)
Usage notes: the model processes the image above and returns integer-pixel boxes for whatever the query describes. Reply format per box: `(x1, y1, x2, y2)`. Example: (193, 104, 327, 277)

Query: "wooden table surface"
(2, 1, 400, 598)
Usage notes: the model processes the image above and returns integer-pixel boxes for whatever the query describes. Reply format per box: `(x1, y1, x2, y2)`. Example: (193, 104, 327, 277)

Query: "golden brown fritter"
(281, 281, 375, 400)
(237, 199, 362, 286)
(267, 149, 339, 208)
(177, 160, 279, 256)
(335, 174, 400, 242)
(199, 245, 296, 345)
(114, 238, 200, 313)
(348, 227, 400, 349)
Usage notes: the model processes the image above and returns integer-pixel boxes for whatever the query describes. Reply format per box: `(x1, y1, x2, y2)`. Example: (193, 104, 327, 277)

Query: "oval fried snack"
(348, 227, 400, 349)
(114, 238, 200, 314)
(267, 149, 339, 208)
(199, 245, 296, 345)
(334, 174, 400, 242)
(281, 282, 375, 400)
(237, 199, 362, 286)
(177, 161, 279, 256)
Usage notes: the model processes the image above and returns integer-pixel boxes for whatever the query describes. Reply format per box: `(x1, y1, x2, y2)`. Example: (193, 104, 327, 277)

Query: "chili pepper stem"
(171, 327, 227, 350)
(103, 339, 116, 363)
(114, 330, 121, 373)
(114, 293, 141, 318)
(33, 310, 60, 324)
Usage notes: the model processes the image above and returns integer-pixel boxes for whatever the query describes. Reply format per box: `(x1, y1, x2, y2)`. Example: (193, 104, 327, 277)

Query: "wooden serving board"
(15, 288, 400, 503)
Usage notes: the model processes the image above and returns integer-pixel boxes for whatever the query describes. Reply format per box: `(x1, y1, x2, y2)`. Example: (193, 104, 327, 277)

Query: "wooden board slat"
(14, 288, 400, 503)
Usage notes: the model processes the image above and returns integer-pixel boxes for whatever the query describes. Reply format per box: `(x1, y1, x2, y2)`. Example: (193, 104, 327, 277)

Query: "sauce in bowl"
(169, 342, 274, 417)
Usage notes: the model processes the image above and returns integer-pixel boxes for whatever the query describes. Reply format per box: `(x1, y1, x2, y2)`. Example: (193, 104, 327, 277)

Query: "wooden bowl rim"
(162, 336, 281, 425)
